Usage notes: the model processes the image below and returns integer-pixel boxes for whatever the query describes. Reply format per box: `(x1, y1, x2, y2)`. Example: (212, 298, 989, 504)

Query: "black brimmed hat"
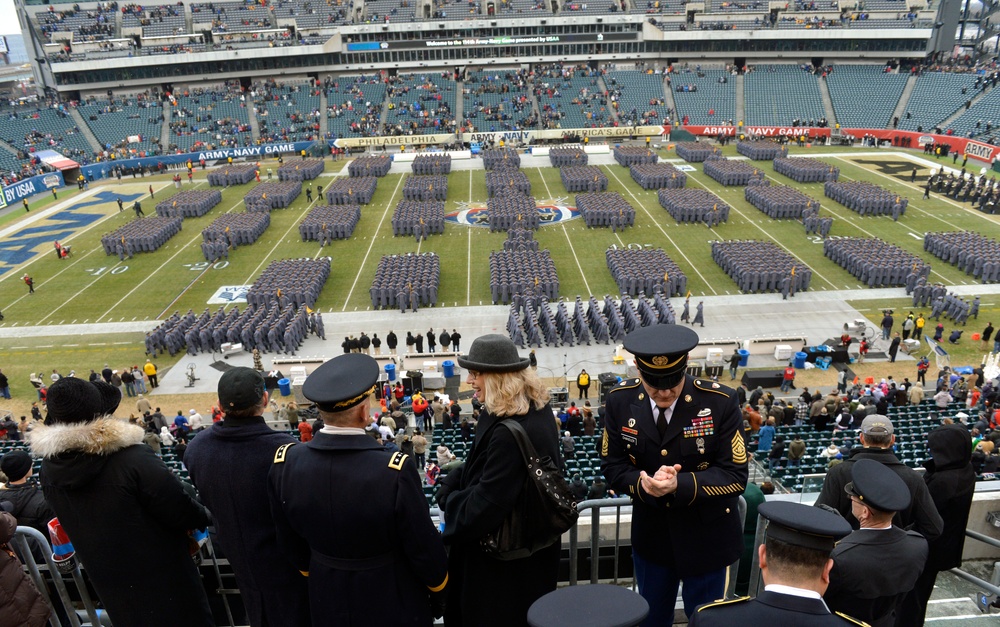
(623, 324, 699, 390)
(303, 353, 380, 412)
(759, 501, 852, 553)
(457, 334, 530, 373)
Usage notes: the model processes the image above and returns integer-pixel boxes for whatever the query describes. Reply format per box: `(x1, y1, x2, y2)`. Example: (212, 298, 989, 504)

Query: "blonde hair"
(981, 440, 996, 455)
(480, 368, 550, 417)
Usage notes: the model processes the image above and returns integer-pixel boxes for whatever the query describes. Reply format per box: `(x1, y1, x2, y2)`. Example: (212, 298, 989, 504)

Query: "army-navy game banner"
(0, 171, 65, 208)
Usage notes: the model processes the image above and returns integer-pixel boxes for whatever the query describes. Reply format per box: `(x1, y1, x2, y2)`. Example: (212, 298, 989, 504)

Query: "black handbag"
(480, 419, 580, 560)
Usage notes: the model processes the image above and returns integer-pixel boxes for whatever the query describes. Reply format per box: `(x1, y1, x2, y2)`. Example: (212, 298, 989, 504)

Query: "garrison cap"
(759, 501, 852, 553)
(844, 458, 911, 513)
(623, 324, 699, 390)
(303, 353, 380, 412)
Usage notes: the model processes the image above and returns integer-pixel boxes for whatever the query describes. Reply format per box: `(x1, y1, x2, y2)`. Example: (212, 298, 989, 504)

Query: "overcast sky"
(1, 0, 19, 36)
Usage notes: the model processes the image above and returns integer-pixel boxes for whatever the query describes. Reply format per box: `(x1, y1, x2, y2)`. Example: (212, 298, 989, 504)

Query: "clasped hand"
(639, 464, 682, 497)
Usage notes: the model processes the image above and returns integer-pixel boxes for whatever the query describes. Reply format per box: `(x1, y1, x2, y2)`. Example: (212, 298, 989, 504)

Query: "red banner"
(676, 125, 1000, 164)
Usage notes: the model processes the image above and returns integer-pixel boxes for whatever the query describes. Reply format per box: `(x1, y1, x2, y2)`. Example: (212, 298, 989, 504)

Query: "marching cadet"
(268, 354, 447, 627)
(601, 324, 748, 626)
(690, 501, 867, 626)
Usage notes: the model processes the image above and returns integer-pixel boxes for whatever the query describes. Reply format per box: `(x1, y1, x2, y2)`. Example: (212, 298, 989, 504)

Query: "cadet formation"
(487, 194, 541, 231)
(325, 176, 378, 205)
(155, 190, 222, 218)
(630, 163, 687, 190)
(489, 249, 559, 304)
(244, 181, 302, 211)
(712, 240, 812, 294)
(402, 175, 448, 202)
(606, 247, 688, 297)
(613, 146, 659, 167)
(347, 154, 392, 177)
(391, 201, 446, 240)
(299, 205, 362, 243)
(736, 139, 788, 160)
(773, 156, 840, 183)
(245, 258, 331, 309)
(659, 188, 730, 225)
(101, 217, 182, 259)
(559, 166, 608, 192)
(824, 237, 931, 288)
(924, 230, 1000, 283)
(802, 206, 835, 238)
(824, 181, 907, 218)
(369, 252, 441, 311)
(576, 192, 636, 231)
(703, 157, 768, 186)
(745, 184, 820, 220)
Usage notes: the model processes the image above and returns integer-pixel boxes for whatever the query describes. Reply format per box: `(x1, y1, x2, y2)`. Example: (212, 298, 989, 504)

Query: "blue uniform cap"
(623, 324, 699, 390)
(303, 353, 380, 412)
(844, 457, 911, 513)
(759, 501, 852, 552)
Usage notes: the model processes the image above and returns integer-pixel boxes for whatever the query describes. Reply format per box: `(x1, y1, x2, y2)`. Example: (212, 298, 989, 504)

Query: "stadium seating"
(386, 74, 458, 135)
(671, 69, 737, 126)
(327, 75, 387, 139)
(463, 70, 536, 132)
(944, 86, 1000, 140)
(825, 65, 909, 128)
(170, 90, 254, 152)
(77, 98, 164, 158)
(606, 71, 672, 126)
(190, 2, 275, 32)
(0, 105, 95, 164)
(898, 72, 979, 132)
(534, 68, 611, 129)
(744, 65, 825, 127)
(271, 0, 349, 29)
(254, 83, 322, 143)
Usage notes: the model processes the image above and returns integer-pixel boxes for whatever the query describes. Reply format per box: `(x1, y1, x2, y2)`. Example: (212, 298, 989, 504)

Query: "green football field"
(1, 143, 998, 328)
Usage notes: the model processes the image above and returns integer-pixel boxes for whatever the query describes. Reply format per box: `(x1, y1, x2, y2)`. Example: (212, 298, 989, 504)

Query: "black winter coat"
(0, 480, 54, 560)
(185, 418, 310, 627)
(923, 424, 976, 572)
(438, 402, 561, 627)
(30, 418, 213, 627)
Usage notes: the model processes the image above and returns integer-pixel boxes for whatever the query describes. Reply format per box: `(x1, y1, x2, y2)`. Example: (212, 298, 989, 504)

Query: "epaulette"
(273, 442, 297, 463)
(695, 596, 750, 612)
(694, 379, 734, 397)
(388, 451, 409, 470)
(609, 378, 641, 394)
(835, 611, 871, 626)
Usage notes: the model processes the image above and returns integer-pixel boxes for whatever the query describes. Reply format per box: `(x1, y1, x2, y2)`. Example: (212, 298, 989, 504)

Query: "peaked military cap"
(844, 458, 911, 513)
(623, 324, 699, 390)
(759, 501, 852, 553)
(303, 353, 380, 412)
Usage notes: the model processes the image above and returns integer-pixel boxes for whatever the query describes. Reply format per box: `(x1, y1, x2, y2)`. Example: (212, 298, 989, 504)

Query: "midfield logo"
(445, 199, 581, 228)
(851, 159, 917, 183)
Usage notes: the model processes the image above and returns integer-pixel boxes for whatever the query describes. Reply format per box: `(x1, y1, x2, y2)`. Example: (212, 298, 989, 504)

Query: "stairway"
(817, 75, 837, 128)
(69, 108, 103, 154)
(937, 85, 993, 131)
(454, 80, 464, 128)
(597, 76, 620, 125)
(318, 88, 328, 138)
(888, 74, 917, 130)
(660, 75, 678, 125)
(735, 72, 745, 125)
(160, 102, 172, 149)
(248, 100, 263, 143)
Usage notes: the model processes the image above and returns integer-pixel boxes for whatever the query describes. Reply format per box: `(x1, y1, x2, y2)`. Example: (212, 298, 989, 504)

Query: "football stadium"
(4, 0, 1000, 622)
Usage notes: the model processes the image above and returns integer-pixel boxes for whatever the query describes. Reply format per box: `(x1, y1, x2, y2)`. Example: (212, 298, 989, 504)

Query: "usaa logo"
(445, 199, 580, 228)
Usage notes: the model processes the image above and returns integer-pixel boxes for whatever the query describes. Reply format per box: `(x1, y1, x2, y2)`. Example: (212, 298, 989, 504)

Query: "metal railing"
(949, 529, 1000, 598)
(11, 526, 102, 627)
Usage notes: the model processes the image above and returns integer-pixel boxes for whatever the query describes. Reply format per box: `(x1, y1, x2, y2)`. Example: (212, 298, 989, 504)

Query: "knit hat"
(0, 451, 32, 482)
(46, 377, 103, 424)
(92, 380, 122, 416)
(458, 334, 530, 373)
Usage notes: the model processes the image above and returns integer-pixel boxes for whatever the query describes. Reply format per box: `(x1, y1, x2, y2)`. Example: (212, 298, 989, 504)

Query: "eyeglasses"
(468, 371, 482, 378)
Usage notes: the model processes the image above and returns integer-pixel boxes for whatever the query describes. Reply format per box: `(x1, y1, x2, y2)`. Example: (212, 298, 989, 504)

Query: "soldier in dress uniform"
(601, 324, 749, 626)
(824, 459, 929, 627)
(268, 354, 448, 627)
(690, 501, 867, 626)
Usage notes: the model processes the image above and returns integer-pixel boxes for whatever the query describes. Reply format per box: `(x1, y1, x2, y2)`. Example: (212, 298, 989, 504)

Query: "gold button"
(627, 444, 631, 449)
(661, 449, 667, 456)
(726, 508, 731, 514)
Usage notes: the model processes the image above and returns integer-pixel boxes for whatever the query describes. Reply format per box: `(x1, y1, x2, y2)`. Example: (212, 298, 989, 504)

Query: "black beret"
(623, 324, 699, 390)
(759, 501, 852, 552)
(303, 353, 380, 412)
(845, 458, 911, 513)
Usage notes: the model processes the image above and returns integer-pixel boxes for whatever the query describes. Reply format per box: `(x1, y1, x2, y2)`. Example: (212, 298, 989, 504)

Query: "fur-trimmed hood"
(29, 417, 144, 459)
(29, 418, 144, 490)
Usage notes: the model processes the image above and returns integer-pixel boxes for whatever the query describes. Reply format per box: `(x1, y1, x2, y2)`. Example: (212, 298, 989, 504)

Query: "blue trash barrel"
(442, 360, 455, 378)
(794, 352, 808, 369)
(384, 363, 396, 381)
(277, 378, 291, 396)
(737, 349, 750, 367)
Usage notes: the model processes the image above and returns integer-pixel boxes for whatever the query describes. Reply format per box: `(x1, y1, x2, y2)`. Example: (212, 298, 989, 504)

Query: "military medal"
(696, 437, 706, 454)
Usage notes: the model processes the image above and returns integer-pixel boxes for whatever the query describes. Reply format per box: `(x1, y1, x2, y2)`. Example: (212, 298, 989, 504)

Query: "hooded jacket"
(924, 424, 976, 572)
(30, 417, 213, 627)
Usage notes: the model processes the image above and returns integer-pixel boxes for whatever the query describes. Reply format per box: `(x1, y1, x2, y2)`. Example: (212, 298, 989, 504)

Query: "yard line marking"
(536, 167, 593, 294)
(467, 169, 473, 306)
(2, 246, 100, 313)
(36, 260, 127, 325)
(605, 165, 716, 294)
(113, 195, 245, 322)
(341, 174, 405, 311)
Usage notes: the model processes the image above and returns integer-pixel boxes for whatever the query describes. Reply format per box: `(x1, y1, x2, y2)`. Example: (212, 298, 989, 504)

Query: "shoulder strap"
(495, 419, 541, 468)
